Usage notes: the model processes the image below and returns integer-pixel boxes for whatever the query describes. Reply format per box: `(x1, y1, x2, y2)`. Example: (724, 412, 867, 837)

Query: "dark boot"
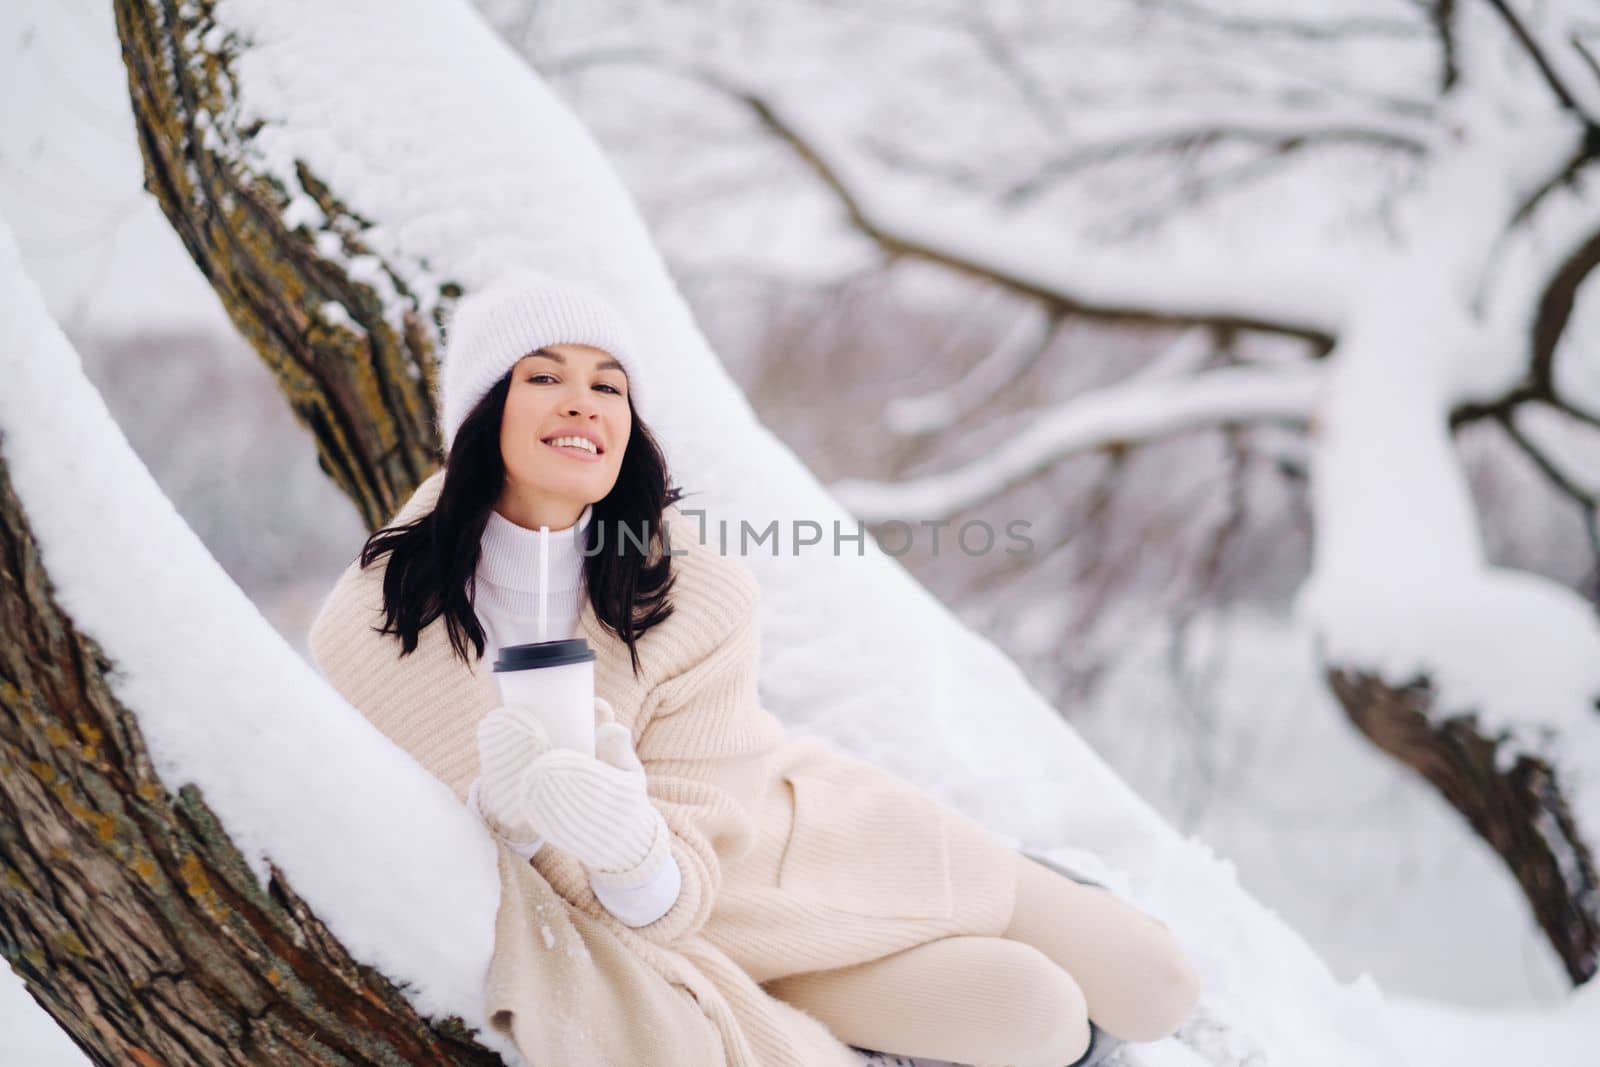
(1021, 850, 1109, 891)
(1067, 1020, 1125, 1066)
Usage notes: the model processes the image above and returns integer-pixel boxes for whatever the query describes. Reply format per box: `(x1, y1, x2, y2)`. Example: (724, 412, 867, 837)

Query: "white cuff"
(592, 852, 683, 927)
(467, 777, 545, 860)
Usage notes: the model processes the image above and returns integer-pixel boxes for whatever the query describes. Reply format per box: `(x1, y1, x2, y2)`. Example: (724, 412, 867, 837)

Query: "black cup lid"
(493, 638, 595, 672)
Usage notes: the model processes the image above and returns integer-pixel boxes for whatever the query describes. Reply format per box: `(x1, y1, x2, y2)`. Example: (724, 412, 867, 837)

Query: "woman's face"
(498, 343, 632, 524)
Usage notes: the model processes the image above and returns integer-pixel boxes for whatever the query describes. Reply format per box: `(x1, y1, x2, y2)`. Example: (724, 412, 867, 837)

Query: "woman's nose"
(562, 390, 599, 417)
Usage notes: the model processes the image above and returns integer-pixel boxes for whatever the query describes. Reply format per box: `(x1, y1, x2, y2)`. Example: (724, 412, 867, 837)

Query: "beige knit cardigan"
(307, 470, 1019, 1066)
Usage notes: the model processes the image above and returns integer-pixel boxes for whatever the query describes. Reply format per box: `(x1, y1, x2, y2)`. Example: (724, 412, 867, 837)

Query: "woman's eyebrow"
(530, 348, 625, 373)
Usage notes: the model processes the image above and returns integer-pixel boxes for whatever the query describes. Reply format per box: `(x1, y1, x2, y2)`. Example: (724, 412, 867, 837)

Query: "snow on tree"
(0, 217, 516, 1062)
(530, 0, 1600, 982)
(4, 0, 1598, 1064)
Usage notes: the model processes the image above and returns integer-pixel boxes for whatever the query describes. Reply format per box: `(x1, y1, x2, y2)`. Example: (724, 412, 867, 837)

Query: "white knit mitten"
(466, 777, 545, 859)
(521, 706, 673, 889)
(473, 702, 558, 845)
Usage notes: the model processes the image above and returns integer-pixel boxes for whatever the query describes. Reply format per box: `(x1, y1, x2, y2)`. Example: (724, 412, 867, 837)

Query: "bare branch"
(955, 6, 1065, 136)
(1496, 408, 1600, 578)
(1003, 113, 1430, 208)
(1571, 27, 1600, 88)
(1430, 0, 1461, 92)
(1483, 0, 1600, 127)
(1133, 0, 1432, 42)
(1096, 137, 1340, 239)
(1531, 221, 1600, 394)
(1502, 137, 1600, 238)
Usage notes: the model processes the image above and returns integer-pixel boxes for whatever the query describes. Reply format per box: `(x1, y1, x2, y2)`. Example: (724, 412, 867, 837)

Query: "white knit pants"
(762, 852, 1200, 1067)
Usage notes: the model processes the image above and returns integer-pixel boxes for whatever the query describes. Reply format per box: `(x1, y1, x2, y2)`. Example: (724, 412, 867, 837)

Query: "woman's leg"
(763, 935, 1092, 1067)
(1002, 852, 1202, 1043)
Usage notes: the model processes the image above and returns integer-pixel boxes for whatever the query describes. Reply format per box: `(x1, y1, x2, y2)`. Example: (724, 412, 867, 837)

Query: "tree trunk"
(0, 456, 504, 1064)
(113, 0, 441, 532)
(1327, 667, 1600, 984)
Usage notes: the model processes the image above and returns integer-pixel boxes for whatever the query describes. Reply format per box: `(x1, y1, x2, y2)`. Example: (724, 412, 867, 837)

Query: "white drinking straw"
(538, 524, 549, 642)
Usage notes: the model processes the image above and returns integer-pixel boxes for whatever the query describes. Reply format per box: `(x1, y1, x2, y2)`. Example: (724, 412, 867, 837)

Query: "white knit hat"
(439, 269, 643, 451)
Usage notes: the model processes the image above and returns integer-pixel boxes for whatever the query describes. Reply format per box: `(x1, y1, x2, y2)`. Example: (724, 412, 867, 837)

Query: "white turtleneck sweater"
(469, 501, 683, 928)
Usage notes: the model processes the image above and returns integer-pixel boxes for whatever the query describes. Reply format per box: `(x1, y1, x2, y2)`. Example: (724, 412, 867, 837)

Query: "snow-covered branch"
(831, 362, 1322, 523)
(551, 49, 1351, 348)
(1296, 236, 1600, 979)
(0, 212, 516, 1063)
(882, 304, 1065, 438)
(1004, 107, 1434, 207)
(749, 0, 1600, 980)
(114, 0, 442, 528)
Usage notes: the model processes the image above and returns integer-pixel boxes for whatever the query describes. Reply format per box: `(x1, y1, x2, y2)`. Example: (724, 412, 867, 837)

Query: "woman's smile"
(543, 437, 605, 462)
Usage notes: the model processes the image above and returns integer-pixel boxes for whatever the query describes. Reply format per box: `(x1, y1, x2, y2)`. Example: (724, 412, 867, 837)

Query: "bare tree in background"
(523, 0, 1600, 981)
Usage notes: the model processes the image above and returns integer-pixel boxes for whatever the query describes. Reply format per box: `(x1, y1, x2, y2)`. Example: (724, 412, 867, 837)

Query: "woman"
(308, 269, 1201, 1067)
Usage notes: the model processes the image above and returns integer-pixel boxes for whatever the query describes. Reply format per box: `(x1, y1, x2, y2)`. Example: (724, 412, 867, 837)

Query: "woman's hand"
(521, 700, 673, 883)
(473, 702, 557, 844)
(473, 697, 670, 882)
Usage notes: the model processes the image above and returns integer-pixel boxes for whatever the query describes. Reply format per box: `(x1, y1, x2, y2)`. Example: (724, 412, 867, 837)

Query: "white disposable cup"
(493, 638, 597, 758)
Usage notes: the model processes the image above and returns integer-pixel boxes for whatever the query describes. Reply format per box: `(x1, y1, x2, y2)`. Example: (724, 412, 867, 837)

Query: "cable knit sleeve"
(610, 552, 786, 948)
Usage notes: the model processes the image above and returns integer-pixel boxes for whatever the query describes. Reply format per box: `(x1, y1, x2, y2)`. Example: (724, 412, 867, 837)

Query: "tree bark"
(1328, 667, 1600, 984)
(113, 0, 441, 532)
(0, 454, 504, 1064)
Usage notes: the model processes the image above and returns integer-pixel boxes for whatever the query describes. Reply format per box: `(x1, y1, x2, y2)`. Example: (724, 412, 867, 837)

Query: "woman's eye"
(528, 373, 621, 396)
